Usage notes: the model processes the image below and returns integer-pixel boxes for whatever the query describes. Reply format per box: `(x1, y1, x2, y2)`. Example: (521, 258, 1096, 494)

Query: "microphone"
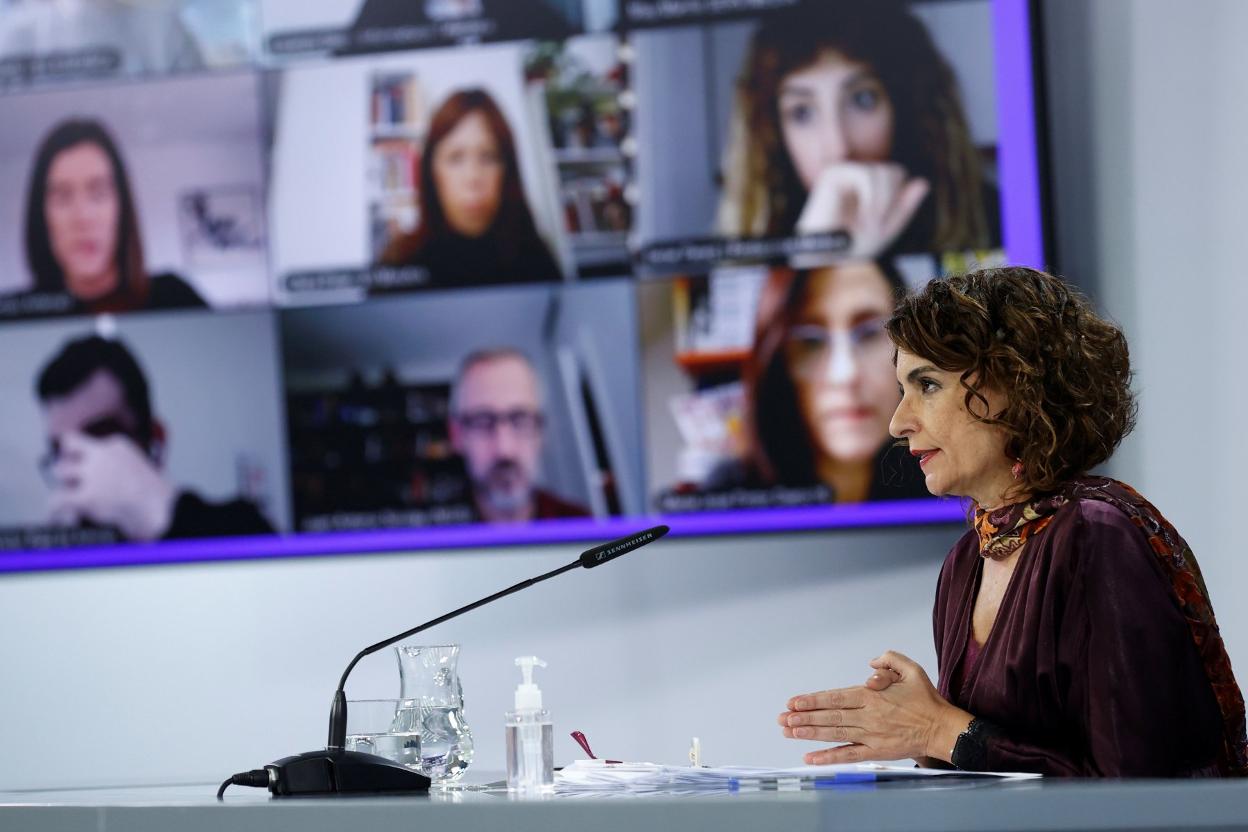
(218, 525, 670, 798)
(579, 524, 667, 569)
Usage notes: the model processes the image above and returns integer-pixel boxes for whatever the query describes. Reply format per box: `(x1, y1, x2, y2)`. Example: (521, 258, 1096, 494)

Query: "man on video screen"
(449, 348, 589, 523)
(35, 334, 274, 541)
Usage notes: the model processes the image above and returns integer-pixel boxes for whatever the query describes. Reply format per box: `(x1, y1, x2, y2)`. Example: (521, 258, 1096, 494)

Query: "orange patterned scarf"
(973, 492, 1062, 560)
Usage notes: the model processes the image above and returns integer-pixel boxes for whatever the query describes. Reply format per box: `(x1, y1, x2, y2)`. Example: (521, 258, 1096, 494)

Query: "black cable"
(217, 769, 270, 799)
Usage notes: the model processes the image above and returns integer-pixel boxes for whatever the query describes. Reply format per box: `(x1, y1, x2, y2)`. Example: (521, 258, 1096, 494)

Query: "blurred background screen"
(0, 0, 1047, 571)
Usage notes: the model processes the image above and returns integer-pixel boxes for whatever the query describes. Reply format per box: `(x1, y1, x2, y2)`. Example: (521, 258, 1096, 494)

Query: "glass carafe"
(394, 644, 474, 783)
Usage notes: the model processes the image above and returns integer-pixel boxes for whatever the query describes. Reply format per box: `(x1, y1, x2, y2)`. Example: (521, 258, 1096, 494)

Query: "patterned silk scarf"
(973, 476, 1248, 777)
(973, 491, 1067, 561)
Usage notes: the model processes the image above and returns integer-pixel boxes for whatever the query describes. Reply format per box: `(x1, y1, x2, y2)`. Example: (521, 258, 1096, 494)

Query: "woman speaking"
(779, 267, 1246, 776)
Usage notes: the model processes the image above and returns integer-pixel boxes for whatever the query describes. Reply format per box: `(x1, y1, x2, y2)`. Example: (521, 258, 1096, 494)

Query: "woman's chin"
(825, 447, 879, 466)
(66, 272, 119, 301)
(446, 208, 498, 238)
(921, 473, 948, 497)
(822, 432, 887, 464)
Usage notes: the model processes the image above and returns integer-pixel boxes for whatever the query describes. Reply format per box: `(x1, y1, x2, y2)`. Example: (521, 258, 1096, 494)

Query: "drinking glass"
(344, 698, 422, 770)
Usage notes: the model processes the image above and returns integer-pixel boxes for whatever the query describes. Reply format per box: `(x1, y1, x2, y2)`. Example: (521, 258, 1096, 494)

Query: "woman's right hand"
(795, 162, 930, 259)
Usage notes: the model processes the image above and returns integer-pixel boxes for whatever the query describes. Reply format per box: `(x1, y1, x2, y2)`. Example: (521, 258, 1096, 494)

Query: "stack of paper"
(556, 760, 1040, 793)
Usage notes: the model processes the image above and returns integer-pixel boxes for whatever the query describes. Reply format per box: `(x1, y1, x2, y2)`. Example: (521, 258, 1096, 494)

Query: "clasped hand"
(795, 162, 930, 260)
(778, 650, 971, 765)
(47, 432, 177, 541)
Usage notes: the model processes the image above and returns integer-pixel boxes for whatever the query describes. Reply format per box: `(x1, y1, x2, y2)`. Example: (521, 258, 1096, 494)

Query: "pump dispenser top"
(513, 656, 547, 711)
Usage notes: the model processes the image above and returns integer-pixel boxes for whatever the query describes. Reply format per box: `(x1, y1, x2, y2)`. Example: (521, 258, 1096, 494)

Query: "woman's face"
(785, 263, 899, 465)
(43, 141, 121, 300)
(431, 110, 505, 238)
(777, 50, 895, 190)
(889, 349, 1015, 507)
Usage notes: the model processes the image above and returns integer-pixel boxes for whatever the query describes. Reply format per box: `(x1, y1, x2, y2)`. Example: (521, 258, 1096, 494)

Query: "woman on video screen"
(377, 88, 562, 287)
(733, 260, 928, 503)
(716, 0, 999, 260)
(15, 118, 205, 317)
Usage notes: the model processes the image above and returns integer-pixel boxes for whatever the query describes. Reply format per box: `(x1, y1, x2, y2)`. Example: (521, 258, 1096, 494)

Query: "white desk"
(3, 776, 1248, 831)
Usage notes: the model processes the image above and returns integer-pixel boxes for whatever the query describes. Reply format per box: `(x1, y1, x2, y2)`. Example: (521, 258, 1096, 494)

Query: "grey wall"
(0, 0, 1245, 791)
(1041, 0, 1248, 685)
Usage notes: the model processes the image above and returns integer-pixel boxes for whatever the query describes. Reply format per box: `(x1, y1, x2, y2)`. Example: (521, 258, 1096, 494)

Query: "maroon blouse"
(935, 498, 1226, 776)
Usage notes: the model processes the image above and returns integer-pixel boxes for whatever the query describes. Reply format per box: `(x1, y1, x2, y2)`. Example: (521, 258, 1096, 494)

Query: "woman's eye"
(780, 102, 814, 126)
(794, 336, 825, 354)
(86, 181, 113, 201)
(856, 327, 885, 344)
(920, 378, 940, 393)
(849, 86, 882, 111)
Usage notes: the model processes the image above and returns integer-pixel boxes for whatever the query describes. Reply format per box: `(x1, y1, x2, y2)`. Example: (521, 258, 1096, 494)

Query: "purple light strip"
(993, 0, 1045, 268)
(0, 498, 967, 573)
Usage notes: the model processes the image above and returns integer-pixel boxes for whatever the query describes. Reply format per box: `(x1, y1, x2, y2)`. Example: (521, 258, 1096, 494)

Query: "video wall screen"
(0, 0, 1047, 572)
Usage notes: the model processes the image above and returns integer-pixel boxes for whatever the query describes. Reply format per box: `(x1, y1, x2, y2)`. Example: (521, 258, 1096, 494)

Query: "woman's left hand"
(777, 651, 972, 765)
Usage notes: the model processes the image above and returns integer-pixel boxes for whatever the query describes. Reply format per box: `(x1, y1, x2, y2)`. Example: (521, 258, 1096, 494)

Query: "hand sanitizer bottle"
(505, 656, 553, 792)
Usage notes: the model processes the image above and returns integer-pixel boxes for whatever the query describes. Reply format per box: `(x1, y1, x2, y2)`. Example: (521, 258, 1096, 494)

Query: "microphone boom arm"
(328, 559, 581, 750)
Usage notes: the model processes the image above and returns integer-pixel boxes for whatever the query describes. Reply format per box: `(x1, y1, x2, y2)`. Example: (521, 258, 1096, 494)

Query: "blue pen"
(728, 772, 878, 791)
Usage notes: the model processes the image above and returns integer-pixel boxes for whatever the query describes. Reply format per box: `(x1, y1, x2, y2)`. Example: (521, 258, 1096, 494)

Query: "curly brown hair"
(885, 267, 1137, 497)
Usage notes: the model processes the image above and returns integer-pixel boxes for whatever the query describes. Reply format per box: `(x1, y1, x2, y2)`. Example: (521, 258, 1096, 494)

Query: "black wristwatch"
(950, 717, 1001, 771)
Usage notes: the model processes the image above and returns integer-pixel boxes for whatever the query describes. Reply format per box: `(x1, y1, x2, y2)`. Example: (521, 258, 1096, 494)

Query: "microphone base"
(267, 749, 431, 796)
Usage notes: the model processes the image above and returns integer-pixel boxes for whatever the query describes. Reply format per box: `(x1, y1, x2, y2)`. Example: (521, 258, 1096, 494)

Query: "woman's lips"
(913, 449, 940, 469)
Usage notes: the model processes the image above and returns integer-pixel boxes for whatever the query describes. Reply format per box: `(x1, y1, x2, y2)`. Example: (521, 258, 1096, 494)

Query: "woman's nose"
(819, 106, 850, 165)
(68, 195, 94, 223)
(823, 334, 859, 386)
(889, 395, 915, 439)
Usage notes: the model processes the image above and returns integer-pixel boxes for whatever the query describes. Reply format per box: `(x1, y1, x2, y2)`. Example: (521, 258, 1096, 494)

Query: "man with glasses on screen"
(448, 348, 588, 524)
(34, 334, 274, 542)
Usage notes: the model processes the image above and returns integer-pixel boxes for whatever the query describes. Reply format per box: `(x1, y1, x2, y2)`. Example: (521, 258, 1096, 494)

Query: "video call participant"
(779, 268, 1246, 777)
(35, 334, 273, 541)
(376, 89, 562, 288)
(707, 260, 927, 503)
(8, 118, 206, 319)
(448, 348, 589, 523)
(716, 0, 999, 260)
